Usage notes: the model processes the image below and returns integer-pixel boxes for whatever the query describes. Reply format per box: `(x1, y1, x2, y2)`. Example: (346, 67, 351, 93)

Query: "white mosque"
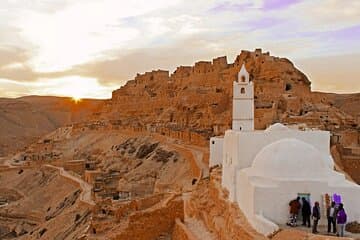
(209, 64, 360, 236)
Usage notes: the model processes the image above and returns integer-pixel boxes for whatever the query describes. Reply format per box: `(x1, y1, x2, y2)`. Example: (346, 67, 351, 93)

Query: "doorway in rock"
(298, 193, 311, 223)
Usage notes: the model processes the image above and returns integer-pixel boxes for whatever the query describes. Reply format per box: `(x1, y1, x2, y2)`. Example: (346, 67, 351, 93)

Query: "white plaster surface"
(232, 64, 254, 131)
(233, 136, 360, 236)
(223, 126, 331, 171)
(218, 124, 359, 236)
(238, 64, 250, 83)
(209, 137, 224, 167)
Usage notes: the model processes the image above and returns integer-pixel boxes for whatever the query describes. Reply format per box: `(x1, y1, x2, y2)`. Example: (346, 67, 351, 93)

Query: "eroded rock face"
(106, 49, 312, 137)
(186, 167, 267, 240)
(0, 168, 90, 239)
(102, 49, 359, 182)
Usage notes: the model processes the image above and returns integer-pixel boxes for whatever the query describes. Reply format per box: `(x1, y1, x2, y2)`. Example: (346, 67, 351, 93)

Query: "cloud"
(0, 78, 34, 97)
(294, 53, 360, 93)
(14, 0, 181, 72)
(245, 17, 284, 30)
(279, 0, 360, 32)
(209, 1, 254, 13)
(0, 76, 115, 99)
(0, 46, 28, 68)
(0, 0, 360, 98)
(208, 0, 302, 13)
(262, 0, 302, 11)
(55, 36, 232, 86)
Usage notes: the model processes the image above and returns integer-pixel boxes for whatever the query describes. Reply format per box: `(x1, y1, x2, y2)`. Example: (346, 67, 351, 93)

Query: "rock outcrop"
(100, 49, 359, 182)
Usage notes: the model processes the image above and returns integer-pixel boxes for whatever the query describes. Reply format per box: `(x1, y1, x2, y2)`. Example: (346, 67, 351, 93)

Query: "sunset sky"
(0, 0, 359, 99)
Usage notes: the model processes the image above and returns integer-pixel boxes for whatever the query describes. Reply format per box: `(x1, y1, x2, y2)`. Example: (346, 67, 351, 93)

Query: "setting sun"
(72, 96, 82, 103)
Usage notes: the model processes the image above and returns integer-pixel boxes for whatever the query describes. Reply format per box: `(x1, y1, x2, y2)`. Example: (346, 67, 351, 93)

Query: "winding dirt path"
(43, 164, 95, 206)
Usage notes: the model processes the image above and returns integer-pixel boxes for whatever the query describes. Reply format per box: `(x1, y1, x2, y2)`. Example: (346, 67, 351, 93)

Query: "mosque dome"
(251, 138, 332, 179)
(264, 123, 290, 132)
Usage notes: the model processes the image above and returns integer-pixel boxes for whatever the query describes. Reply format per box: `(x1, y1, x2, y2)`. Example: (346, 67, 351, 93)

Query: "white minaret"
(232, 64, 254, 131)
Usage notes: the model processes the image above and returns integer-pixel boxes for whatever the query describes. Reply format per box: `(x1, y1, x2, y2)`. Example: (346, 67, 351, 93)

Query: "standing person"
(337, 203, 347, 237)
(327, 201, 337, 234)
(312, 201, 320, 234)
(288, 197, 301, 226)
(301, 197, 311, 227)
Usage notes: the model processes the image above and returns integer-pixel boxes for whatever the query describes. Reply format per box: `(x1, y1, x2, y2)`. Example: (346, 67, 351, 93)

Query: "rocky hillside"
(100, 49, 360, 183)
(13, 122, 197, 198)
(0, 96, 104, 156)
(0, 167, 90, 239)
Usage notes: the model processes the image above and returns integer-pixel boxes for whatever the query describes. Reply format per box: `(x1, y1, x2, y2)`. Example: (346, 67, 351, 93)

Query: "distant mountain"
(0, 95, 105, 156)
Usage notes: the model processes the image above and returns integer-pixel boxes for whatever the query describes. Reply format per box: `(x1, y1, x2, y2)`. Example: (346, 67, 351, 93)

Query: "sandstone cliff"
(101, 49, 360, 182)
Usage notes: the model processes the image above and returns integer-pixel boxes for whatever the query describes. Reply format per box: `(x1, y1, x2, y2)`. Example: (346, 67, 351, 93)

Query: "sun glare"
(33, 76, 114, 99)
(72, 97, 82, 103)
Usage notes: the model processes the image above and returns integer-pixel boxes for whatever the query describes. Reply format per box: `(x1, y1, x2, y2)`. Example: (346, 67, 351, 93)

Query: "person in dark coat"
(326, 201, 337, 233)
(312, 201, 321, 234)
(301, 197, 311, 227)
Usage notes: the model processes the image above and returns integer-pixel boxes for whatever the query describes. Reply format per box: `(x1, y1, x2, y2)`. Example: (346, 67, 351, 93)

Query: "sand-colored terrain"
(0, 167, 91, 239)
(0, 96, 104, 156)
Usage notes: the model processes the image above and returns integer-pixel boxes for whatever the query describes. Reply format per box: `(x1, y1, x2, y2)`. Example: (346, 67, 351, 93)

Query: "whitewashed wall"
(227, 130, 330, 171)
(235, 172, 360, 236)
(221, 130, 239, 201)
(209, 137, 224, 167)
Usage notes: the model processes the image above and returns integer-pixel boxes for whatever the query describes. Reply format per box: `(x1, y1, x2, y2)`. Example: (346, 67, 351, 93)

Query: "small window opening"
(285, 83, 292, 91)
(241, 75, 246, 82)
(241, 87, 245, 94)
(211, 141, 215, 144)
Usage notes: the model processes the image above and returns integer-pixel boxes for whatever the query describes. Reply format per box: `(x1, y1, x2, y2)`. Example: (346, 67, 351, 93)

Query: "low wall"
(115, 193, 166, 220)
(0, 165, 33, 173)
(112, 196, 184, 240)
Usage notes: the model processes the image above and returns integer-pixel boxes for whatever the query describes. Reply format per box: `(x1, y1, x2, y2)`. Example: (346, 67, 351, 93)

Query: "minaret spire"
(232, 64, 254, 131)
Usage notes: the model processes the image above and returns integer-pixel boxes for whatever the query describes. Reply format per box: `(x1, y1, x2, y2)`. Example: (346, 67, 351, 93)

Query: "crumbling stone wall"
(111, 195, 184, 240)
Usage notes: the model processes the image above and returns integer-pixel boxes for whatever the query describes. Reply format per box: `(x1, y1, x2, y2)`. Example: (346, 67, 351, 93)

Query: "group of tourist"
(287, 197, 347, 237)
